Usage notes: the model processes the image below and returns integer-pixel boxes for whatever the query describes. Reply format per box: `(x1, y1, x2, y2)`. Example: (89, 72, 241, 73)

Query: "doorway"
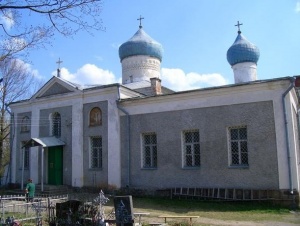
(48, 146, 63, 185)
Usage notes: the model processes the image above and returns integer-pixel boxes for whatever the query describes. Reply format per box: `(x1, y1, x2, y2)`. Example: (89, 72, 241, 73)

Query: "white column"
(107, 99, 121, 188)
(41, 147, 44, 191)
(72, 100, 84, 187)
(30, 107, 40, 183)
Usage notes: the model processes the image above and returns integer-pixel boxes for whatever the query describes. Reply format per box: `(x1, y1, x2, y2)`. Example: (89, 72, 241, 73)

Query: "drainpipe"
(116, 85, 131, 187)
(282, 77, 296, 194)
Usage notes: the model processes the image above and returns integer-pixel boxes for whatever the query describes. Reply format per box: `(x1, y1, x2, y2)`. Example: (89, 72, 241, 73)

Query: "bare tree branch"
(0, 0, 104, 60)
(0, 58, 43, 174)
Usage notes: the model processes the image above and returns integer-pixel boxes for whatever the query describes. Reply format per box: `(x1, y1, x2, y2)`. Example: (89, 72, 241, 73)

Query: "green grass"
(105, 197, 300, 225)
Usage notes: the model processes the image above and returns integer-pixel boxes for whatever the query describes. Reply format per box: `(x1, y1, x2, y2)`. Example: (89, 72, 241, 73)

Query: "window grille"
(183, 130, 200, 167)
(90, 107, 102, 126)
(142, 133, 157, 168)
(52, 112, 61, 137)
(228, 126, 248, 166)
(21, 116, 30, 132)
(90, 136, 102, 169)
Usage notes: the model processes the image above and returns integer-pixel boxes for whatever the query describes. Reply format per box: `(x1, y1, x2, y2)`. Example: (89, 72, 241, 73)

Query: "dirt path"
(193, 217, 299, 226)
(143, 212, 300, 226)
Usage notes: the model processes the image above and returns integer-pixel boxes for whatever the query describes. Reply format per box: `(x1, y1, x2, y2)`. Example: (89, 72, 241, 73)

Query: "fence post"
(47, 197, 51, 225)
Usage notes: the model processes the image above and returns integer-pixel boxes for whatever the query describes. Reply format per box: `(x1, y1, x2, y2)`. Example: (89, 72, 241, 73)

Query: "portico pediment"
(31, 76, 82, 100)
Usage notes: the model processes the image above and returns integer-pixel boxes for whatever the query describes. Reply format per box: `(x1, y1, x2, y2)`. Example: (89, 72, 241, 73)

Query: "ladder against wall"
(170, 187, 295, 202)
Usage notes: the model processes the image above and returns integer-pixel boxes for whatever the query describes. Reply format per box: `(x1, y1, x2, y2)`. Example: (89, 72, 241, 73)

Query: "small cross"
(235, 21, 243, 34)
(137, 15, 144, 28)
(56, 58, 63, 69)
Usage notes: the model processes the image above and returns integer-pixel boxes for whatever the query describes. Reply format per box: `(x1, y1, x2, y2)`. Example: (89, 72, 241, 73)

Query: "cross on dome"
(235, 21, 243, 34)
(137, 15, 144, 28)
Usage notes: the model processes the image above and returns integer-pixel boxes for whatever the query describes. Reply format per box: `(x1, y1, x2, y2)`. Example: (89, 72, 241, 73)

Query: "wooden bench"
(149, 223, 167, 226)
(134, 212, 150, 224)
(158, 215, 199, 225)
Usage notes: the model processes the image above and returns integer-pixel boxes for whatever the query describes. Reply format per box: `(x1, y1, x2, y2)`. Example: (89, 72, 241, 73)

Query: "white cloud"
(50, 64, 227, 91)
(0, 11, 14, 30)
(52, 64, 118, 85)
(161, 68, 227, 91)
(14, 59, 43, 80)
(296, 2, 300, 13)
(111, 43, 120, 49)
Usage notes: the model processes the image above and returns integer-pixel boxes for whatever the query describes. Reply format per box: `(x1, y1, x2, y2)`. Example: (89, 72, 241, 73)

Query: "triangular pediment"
(32, 76, 82, 100)
(38, 82, 73, 98)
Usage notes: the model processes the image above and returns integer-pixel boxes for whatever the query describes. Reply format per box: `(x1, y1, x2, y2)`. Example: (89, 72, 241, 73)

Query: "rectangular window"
(90, 136, 102, 169)
(183, 130, 200, 167)
(228, 126, 248, 166)
(142, 133, 157, 168)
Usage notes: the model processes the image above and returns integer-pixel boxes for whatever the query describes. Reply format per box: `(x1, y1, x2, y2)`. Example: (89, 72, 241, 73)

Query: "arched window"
(21, 116, 30, 132)
(52, 112, 61, 137)
(89, 107, 102, 126)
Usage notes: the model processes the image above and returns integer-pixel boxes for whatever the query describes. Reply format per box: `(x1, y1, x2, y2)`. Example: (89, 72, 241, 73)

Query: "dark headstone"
(56, 200, 82, 224)
(114, 196, 134, 226)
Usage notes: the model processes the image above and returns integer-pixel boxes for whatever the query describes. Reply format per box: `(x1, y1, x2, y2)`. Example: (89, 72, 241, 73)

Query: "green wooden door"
(48, 146, 63, 185)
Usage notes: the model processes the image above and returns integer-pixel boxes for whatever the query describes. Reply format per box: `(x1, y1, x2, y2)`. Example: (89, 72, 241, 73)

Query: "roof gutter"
(282, 77, 296, 194)
(116, 85, 131, 187)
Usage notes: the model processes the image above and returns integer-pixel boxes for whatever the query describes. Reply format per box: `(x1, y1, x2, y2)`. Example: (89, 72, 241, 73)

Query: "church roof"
(227, 32, 260, 66)
(119, 77, 292, 102)
(119, 28, 163, 62)
(123, 80, 174, 96)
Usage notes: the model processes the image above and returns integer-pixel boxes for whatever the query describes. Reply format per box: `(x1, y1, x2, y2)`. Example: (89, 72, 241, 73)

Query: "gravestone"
(56, 200, 82, 225)
(114, 196, 134, 226)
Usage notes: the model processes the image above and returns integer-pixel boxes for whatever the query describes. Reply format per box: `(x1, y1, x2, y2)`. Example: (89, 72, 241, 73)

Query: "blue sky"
(25, 0, 300, 91)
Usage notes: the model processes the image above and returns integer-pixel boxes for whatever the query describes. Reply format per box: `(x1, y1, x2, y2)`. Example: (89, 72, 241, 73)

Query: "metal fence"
(0, 191, 114, 226)
(0, 194, 68, 225)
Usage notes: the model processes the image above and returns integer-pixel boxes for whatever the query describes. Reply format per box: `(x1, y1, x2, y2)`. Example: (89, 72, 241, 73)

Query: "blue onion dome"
(119, 28, 163, 62)
(227, 32, 260, 66)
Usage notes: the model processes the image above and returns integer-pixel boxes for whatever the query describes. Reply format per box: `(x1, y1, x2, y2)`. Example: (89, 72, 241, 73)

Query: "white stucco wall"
(72, 100, 84, 187)
(119, 79, 298, 191)
(121, 55, 161, 84)
(82, 87, 122, 188)
(30, 107, 40, 183)
(232, 62, 257, 83)
(107, 99, 122, 187)
(283, 91, 300, 192)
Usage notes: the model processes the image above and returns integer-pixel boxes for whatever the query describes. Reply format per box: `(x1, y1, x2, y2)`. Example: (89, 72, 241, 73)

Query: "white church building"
(9, 22, 300, 205)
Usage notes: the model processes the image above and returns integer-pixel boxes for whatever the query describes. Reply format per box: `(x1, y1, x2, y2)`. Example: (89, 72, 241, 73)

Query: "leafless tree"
(0, 58, 41, 178)
(0, 0, 104, 61)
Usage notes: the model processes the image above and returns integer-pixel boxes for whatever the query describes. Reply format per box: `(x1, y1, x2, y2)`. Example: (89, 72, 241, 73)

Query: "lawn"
(105, 197, 300, 226)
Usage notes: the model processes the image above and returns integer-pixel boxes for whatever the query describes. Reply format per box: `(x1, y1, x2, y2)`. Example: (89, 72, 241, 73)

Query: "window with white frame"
(142, 133, 157, 168)
(228, 126, 248, 166)
(90, 136, 102, 169)
(21, 142, 30, 169)
(52, 112, 61, 137)
(182, 130, 200, 167)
